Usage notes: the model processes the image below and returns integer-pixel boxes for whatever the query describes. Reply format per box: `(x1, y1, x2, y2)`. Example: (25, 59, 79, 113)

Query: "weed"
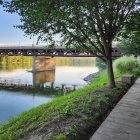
(67, 124, 78, 136)
(60, 105, 75, 117)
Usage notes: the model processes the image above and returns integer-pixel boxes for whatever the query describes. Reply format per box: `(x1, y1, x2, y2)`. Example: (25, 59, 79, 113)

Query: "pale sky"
(0, 5, 37, 46)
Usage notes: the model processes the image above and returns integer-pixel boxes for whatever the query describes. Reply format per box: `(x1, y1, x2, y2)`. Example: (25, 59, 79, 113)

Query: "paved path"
(90, 78, 140, 140)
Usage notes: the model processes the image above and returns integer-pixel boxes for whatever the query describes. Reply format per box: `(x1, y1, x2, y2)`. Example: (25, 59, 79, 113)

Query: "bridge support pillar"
(32, 56, 55, 72)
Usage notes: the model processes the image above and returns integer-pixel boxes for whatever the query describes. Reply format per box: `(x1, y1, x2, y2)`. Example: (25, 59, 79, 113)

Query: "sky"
(0, 5, 37, 46)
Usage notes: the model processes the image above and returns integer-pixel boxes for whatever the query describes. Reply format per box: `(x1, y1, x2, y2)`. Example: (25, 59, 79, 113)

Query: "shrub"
(113, 55, 138, 74)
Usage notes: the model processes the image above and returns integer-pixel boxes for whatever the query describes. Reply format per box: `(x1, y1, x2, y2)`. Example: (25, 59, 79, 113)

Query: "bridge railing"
(0, 48, 121, 57)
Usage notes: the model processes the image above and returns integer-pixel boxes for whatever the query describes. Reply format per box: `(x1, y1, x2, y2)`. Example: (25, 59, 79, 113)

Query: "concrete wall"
(33, 56, 55, 72)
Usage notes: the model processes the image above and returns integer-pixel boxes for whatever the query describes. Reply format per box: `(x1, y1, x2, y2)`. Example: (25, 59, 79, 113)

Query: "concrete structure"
(32, 68, 55, 86)
(90, 78, 140, 140)
(32, 56, 55, 72)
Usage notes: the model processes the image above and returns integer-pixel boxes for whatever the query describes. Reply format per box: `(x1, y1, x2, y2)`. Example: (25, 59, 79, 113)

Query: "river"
(0, 56, 98, 123)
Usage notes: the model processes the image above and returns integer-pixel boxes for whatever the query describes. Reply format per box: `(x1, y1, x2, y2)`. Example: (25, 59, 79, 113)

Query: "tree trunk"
(106, 57, 116, 88)
(104, 42, 116, 88)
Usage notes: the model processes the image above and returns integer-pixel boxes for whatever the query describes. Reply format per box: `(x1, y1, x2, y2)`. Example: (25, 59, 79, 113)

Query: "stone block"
(121, 75, 134, 85)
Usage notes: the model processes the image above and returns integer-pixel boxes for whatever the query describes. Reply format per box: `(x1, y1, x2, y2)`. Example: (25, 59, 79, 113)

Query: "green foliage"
(0, 0, 3, 5)
(114, 56, 138, 73)
(96, 57, 106, 71)
(117, 31, 140, 56)
(131, 69, 140, 78)
(4, 0, 136, 55)
(60, 105, 75, 117)
(67, 124, 78, 136)
(99, 95, 109, 103)
(117, 4, 140, 56)
(54, 134, 66, 140)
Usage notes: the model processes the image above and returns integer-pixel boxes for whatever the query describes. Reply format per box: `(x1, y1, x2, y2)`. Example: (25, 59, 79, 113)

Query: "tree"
(0, 0, 3, 5)
(4, 0, 137, 88)
(117, 4, 140, 56)
(117, 31, 140, 56)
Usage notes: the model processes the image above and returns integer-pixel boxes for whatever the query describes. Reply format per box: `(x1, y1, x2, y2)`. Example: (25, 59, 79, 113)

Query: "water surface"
(0, 56, 98, 123)
(0, 90, 52, 123)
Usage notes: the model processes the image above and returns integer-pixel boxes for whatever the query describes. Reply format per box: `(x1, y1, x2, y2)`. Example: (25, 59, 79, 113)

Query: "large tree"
(4, 0, 137, 88)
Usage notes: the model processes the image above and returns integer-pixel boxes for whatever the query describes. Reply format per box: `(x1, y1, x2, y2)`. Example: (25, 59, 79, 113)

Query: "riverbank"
(0, 71, 134, 140)
(83, 72, 100, 83)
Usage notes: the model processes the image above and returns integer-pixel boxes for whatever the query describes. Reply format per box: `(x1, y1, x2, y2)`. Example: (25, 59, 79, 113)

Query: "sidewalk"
(90, 78, 140, 140)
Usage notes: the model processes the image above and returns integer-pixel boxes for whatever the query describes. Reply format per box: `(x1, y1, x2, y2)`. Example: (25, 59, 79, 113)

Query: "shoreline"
(83, 72, 100, 83)
(0, 79, 131, 140)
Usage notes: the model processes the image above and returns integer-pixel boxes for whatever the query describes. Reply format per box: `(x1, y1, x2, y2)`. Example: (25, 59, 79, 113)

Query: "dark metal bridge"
(0, 46, 121, 57)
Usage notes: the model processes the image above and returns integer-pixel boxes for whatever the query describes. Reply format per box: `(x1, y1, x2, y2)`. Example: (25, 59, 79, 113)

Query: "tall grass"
(113, 55, 138, 74)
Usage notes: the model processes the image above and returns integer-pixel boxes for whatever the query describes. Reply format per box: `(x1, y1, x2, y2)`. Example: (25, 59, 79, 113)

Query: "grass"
(0, 70, 139, 140)
(113, 55, 138, 73)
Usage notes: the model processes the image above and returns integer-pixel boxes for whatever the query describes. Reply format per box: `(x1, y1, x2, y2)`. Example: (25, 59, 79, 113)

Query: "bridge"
(0, 46, 121, 57)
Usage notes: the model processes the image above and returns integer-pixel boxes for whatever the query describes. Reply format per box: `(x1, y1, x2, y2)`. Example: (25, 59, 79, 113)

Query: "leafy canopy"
(4, 0, 137, 58)
(117, 3, 140, 55)
(0, 0, 3, 5)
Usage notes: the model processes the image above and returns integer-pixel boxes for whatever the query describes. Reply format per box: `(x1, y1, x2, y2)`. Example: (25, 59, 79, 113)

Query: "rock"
(83, 72, 100, 83)
(84, 74, 93, 82)
(121, 75, 134, 85)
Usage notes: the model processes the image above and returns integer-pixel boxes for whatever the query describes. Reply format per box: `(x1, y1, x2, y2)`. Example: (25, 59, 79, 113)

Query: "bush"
(113, 55, 138, 74)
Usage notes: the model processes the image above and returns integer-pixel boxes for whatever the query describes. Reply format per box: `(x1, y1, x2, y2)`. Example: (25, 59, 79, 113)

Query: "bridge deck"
(0, 47, 121, 57)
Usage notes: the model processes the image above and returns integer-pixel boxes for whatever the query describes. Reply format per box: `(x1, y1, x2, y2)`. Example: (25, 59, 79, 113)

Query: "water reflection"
(32, 70, 55, 87)
(0, 56, 98, 89)
(0, 56, 99, 123)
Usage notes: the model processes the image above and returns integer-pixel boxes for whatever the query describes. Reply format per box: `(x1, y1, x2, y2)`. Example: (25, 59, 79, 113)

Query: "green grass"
(52, 134, 66, 140)
(113, 55, 138, 73)
(0, 73, 107, 139)
(0, 70, 139, 139)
